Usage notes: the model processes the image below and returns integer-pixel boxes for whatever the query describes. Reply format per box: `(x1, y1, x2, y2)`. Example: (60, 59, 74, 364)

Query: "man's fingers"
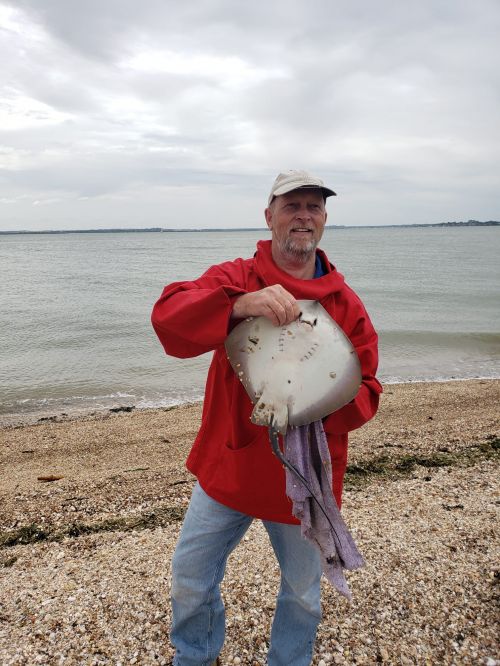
(262, 285, 297, 326)
(264, 304, 281, 327)
(284, 298, 301, 324)
(267, 298, 298, 326)
(267, 301, 288, 326)
(231, 285, 300, 324)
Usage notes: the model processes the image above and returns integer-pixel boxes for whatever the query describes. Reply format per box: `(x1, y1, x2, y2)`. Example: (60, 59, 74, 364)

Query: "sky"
(0, 0, 499, 231)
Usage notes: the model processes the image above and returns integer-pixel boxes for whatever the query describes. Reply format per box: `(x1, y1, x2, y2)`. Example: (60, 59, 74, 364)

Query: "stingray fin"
(251, 400, 289, 434)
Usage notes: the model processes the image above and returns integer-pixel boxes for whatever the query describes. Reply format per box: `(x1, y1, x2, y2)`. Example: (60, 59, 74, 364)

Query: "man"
(151, 170, 381, 666)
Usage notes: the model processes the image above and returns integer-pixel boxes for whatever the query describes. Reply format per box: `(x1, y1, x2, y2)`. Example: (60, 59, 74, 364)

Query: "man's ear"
(264, 207, 273, 230)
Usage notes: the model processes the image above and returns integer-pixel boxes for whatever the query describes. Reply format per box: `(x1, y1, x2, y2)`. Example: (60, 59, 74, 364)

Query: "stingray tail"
(251, 400, 289, 434)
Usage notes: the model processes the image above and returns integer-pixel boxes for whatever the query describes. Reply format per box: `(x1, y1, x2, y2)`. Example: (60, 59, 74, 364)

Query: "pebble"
(379, 647, 389, 661)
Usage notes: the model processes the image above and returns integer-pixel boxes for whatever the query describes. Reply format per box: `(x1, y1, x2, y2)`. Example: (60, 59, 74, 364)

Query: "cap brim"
(269, 184, 337, 205)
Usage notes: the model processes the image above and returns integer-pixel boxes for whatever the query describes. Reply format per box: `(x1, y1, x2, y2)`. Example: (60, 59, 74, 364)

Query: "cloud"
(0, 0, 499, 229)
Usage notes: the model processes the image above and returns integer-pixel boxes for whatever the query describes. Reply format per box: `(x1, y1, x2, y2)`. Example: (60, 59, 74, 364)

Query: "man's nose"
(295, 206, 312, 220)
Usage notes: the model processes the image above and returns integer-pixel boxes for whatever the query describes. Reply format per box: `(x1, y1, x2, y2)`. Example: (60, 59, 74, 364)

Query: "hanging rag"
(283, 420, 364, 600)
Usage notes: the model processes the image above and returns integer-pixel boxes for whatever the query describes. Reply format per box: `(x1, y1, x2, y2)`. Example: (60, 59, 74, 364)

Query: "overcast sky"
(1, 0, 499, 230)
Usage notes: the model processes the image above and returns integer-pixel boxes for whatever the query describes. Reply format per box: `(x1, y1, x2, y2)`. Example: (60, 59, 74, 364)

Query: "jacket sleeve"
(151, 261, 249, 358)
(323, 295, 382, 434)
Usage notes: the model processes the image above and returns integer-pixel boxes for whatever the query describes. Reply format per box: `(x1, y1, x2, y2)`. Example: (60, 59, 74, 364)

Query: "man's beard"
(279, 235, 318, 263)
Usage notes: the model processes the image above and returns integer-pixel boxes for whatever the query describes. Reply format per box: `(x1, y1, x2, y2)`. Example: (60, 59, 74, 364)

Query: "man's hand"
(231, 285, 300, 326)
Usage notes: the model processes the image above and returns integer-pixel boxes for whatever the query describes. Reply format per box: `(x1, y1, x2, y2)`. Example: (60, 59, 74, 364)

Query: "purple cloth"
(284, 420, 364, 600)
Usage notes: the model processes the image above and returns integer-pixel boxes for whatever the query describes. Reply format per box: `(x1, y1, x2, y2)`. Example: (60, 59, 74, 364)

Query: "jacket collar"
(253, 240, 345, 299)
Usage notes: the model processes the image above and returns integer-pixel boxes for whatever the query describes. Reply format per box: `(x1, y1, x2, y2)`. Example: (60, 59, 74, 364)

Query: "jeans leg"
(263, 521, 322, 666)
(171, 483, 253, 666)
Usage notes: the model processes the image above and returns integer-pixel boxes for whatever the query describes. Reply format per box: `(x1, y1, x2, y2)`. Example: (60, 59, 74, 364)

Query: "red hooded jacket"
(151, 240, 381, 523)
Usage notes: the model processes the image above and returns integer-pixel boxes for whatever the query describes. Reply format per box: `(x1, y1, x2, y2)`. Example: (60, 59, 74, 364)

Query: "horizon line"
(0, 220, 498, 235)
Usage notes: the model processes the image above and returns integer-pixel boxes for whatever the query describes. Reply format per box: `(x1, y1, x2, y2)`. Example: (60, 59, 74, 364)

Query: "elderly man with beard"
(152, 170, 381, 666)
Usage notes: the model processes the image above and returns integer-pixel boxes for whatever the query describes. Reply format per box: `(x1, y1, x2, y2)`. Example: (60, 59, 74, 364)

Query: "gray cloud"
(1, 0, 499, 230)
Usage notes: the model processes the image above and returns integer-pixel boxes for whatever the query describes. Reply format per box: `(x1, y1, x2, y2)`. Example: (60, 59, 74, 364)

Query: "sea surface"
(1, 227, 499, 421)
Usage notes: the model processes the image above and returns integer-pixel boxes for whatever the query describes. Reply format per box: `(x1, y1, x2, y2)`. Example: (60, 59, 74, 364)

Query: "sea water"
(0, 227, 499, 420)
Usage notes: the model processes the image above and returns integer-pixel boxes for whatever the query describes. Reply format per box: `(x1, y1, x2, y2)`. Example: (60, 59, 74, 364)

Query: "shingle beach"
(1, 379, 498, 665)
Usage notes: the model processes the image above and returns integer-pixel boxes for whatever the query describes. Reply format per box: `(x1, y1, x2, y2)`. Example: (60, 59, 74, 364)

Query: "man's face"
(265, 188, 327, 263)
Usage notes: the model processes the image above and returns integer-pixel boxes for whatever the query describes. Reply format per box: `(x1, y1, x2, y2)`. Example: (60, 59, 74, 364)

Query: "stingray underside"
(225, 300, 362, 434)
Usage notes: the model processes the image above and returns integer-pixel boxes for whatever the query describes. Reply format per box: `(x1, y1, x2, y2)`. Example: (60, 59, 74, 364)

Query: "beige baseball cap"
(268, 170, 337, 205)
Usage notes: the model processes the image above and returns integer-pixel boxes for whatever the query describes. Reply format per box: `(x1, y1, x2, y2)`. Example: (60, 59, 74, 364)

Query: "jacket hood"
(253, 240, 345, 300)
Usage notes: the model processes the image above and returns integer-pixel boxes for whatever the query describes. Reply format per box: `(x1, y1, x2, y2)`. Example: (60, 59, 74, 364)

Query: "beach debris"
(109, 406, 135, 413)
(37, 475, 64, 482)
(225, 300, 362, 434)
(62, 497, 88, 504)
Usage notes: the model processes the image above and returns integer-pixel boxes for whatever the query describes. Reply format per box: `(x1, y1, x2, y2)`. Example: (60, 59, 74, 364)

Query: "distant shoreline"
(0, 220, 498, 235)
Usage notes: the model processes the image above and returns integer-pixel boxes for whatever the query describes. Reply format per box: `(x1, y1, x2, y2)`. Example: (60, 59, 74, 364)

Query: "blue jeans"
(171, 483, 322, 666)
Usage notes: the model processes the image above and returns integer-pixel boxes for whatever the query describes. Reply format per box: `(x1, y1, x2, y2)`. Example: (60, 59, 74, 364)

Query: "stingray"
(225, 299, 365, 598)
(225, 299, 362, 434)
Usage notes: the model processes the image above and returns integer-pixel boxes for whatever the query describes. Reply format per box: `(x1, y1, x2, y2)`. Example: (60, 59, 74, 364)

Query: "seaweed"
(344, 436, 499, 490)
(0, 505, 186, 549)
